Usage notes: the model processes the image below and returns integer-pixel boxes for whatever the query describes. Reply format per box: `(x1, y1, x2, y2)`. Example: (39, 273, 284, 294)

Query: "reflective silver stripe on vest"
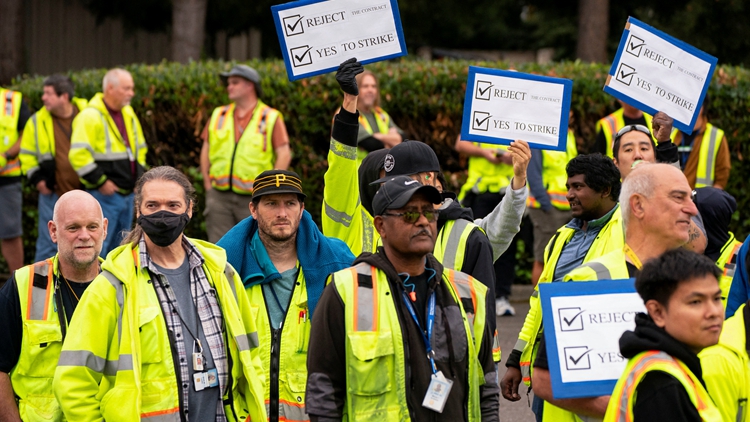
(99, 112, 112, 153)
(696, 126, 719, 187)
(100, 270, 125, 348)
(513, 339, 528, 353)
(450, 271, 475, 331)
(441, 219, 471, 270)
(28, 261, 52, 320)
(93, 152, 129, 161)
(580, 261, 612, 280)
(224, 265, 238, 302)
(5, 91, 13, 115)
(353, 263, 375, 332)
(265, 402, 308, 422)
(71, 142, 95, 153)
(75, 162, 98, 177)
(235, 332, 259, 351)
(329, 139, 357, 160)
(141, 412, 179, 421)
(737, 399, 746, 422)
(325, 202, 354, 227)
(57, 350, 133, 375)
(32, 114, 39, 153)
(531, 290, 538, 298)
(613, 351, 674, 421)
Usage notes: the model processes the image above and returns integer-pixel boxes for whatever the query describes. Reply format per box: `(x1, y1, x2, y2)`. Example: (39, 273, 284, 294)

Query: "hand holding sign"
(336, 58, 364, 95)
(508, 140, 531, 189)
(651, 111, 674, 143)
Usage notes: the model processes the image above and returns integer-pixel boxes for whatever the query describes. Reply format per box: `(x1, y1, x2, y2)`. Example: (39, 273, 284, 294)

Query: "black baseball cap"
(371, 140, 441, 184)
(372, 176, 442, 216)
(252, 170, 306, 200)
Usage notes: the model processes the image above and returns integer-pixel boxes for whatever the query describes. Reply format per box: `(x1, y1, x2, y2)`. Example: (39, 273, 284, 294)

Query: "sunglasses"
(614, 124, 652, 142)
(382, 209, 439, 224)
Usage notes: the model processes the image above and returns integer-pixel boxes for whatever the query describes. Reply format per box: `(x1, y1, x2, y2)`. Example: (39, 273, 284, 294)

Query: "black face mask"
(137, 210, 190, 247)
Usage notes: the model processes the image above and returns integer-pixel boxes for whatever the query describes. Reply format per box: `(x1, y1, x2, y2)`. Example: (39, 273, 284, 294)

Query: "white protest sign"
(539, 280, 647, 399)
(605, 17, 717, 134)
(460, 66, 572, 151)
(272, 0, 407, 81)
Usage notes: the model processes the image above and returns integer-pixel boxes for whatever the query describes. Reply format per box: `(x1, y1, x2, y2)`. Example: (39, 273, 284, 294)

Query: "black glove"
(336, 58, 364, 95)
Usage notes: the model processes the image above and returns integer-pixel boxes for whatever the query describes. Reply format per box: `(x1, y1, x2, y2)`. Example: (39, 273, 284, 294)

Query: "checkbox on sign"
(558, 307, 585, 332)
(283, 15, 305, 37)
(626, 35, 645, 57)
(472, 111, 491, 132)
(616, 63, 636, 86)
(475, 80, 493, 101)
(290, 45, 313, 67)
(564, 346, 592, 371)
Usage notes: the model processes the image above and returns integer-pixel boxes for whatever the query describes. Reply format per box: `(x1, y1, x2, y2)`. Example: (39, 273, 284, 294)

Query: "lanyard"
(623, 244, 643, 270)
(402, 291, 438, 374)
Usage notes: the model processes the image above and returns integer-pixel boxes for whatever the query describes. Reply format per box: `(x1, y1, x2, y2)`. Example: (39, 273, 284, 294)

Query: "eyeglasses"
(614, 124, 652, 142)
(382, 209, 439, 224)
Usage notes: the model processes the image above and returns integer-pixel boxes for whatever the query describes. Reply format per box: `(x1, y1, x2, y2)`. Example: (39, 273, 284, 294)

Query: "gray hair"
(102, 68, 131, 91)
(619, 163, 657, 227)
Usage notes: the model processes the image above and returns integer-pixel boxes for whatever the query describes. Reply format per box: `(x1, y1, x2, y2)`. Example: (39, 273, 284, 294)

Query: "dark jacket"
(437, 199, 498, 329)
(305, 250, 500, 422)
(618, 313, 703, 422)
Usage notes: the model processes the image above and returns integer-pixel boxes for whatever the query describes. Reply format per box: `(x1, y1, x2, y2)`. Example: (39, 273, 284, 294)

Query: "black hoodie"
(305, 250, 500, 422)
(617, 313, 703, 421)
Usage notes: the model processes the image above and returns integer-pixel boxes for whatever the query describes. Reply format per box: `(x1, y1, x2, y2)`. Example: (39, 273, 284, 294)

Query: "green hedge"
(7, 59, 750, 271)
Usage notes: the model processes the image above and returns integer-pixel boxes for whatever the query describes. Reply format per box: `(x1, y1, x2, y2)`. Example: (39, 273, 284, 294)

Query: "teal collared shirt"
(553, 204, 619, 281)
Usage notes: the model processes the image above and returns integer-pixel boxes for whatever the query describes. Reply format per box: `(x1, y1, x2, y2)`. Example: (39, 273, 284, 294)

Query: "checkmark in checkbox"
(283, 15, 304, 37)
(475, 80, 493, 101)
(290, 45, 313, 67)
(564, 346, 593, 370)
(472, 111, 491, 132)
(558, 307, 585, 331)
(626, 35, 645, 57)
(616, 63, 636, 86)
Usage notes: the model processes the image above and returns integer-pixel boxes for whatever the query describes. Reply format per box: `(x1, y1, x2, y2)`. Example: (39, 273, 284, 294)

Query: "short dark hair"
(43, 74, 75, 100)
(566, 153, 621, 201)
(635, 248, 720, 307)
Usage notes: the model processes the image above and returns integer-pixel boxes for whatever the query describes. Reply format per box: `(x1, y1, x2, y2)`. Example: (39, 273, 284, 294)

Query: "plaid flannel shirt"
(141, 236, 228, 421)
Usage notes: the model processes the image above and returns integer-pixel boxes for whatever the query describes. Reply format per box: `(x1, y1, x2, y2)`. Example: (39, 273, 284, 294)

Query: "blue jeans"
(89, 190, 134, 256)
(35, 192, 59, 262)
(532, 393, 544, 422)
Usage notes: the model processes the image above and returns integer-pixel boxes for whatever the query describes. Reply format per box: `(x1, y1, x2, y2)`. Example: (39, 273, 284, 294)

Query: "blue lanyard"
(402, 291, 438, 374)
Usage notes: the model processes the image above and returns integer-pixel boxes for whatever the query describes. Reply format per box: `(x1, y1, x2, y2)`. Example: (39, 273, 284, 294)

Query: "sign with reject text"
(460, 66, 573, 151)
(605, 17, 717, 134)
(272, 0, 407, 81)
(539, 279, 647, 399)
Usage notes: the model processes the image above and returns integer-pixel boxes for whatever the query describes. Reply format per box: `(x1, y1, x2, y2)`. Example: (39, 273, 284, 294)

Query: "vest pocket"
(19, 395, 63, 421)
(347, 331, 394, 395)
(17, 320, 62, 376)
(139, 305, 163, 364)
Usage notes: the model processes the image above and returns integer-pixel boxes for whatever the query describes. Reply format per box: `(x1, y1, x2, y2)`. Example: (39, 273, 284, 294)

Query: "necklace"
(60, 273, 81, 303)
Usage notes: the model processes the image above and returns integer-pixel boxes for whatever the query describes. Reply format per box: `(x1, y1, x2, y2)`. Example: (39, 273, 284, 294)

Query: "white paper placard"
(272, 0, 407, 81)
(604, 17, 717, 134)
(540, 280, 647, 399)
(460, 66, 573, 151)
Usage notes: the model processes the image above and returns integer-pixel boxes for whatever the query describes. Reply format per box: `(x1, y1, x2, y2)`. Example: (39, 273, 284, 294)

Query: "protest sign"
(605, 17, 717, 134)
(272, 0, 407, 81)
(460, 66, 573, 151)
(539, 279, 646, 399)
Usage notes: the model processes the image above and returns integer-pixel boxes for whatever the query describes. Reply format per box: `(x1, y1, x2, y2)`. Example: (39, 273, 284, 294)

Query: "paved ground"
(497, 284, 537, 421)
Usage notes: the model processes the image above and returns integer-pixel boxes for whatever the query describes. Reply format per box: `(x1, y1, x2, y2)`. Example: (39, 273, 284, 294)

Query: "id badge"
(193, 372, 208, 391)
(422, 371, 453, 413)
(207, 368, 219, 388)
(193, 352, 204, 371)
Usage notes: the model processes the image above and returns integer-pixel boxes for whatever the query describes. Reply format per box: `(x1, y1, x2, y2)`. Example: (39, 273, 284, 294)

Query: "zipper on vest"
(228, 141, 239, 192)
(263, 279, 298, 422)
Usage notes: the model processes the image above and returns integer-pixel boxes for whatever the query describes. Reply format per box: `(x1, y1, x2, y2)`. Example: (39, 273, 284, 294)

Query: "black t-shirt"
(0, 273, 90, 373)
(400, 271, 430, 327)
(632, 371, 701, 421)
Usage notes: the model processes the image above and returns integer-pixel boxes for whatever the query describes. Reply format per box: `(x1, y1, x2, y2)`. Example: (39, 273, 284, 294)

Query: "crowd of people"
(0, 56, 746, 422)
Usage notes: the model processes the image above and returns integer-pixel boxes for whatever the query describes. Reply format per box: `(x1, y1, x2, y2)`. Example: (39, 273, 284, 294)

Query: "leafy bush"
(6, 59, 750, 275)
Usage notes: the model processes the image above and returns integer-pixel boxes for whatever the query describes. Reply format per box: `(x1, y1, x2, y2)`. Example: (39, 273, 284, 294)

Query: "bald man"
(0, 190, 106, 421)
